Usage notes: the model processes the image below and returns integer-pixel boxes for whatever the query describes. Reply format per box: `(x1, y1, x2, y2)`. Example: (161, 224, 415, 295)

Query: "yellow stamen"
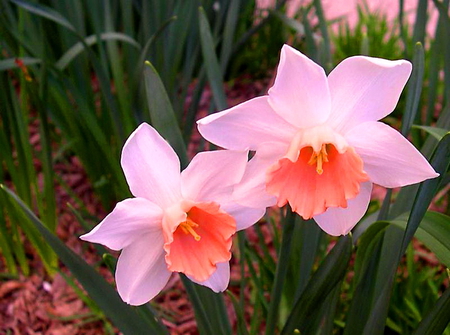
(179, 217, 201, 241)
(307, 144, 329, 175)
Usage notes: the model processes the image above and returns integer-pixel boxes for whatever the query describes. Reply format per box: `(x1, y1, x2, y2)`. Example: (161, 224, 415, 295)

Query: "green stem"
(265, 207, 297, 335)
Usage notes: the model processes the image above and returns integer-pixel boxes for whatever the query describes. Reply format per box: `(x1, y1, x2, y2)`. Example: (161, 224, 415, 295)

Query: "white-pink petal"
(313, 181, 373, 236)
(231, 154, 277, 209)
(188, 262, 230, 292)
(121, 123, 182, 209)
(115, 232, 171, 305)
(221, 202, 266, 231)
(80, 198, 163, 251)
(181, 150, 248, 203)
(268, 44, 331, 128)
(346, 121, 439, 188)
(197, 96, 296, 151)
(327, 56, 412, 134)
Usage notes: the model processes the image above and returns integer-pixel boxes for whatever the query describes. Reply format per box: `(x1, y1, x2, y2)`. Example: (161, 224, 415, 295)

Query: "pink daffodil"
(198, 44, 438, 236)
(81, 123, 265, 305)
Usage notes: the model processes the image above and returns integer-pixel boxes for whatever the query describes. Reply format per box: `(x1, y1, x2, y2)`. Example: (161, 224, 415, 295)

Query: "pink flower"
(198, 44, 438, 236)
(81, 123, 264, 305)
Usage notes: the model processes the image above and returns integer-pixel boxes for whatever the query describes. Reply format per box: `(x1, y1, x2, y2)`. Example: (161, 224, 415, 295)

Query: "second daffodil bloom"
(198, 44, 438, 236)
(81, 123, 265, 305)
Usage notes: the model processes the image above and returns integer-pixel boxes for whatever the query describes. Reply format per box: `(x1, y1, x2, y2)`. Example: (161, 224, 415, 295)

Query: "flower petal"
(197, 96, 296, 151)
(188, 262, 230, 293)
(313, 182, 373, 236)
(346, 122, 439, 188)
(231, 153, 278, 209)
(221, 202, 266, 231)
(268, 44, 331, 128)
(121, 123, 182, 209)
(327, 56, 412, 133)
(80, 198, 163, 251)
(181, 150, 248, 203)
(115, 232, 171, 305)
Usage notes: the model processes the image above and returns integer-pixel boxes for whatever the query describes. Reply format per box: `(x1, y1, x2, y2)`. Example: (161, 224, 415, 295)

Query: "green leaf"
(412, 0, 428, 45)
(271, 10, 305, 35)
(400, 133, 450, 254)
(56, 32, 141, 70)
(344, 222, 396, 335)
(10, 0, 76, 32)
(265, 209, 297, 335)
(360, 134, 450, 335)
(0, 185, 168, 334)
(313, 0, 331, 70)
(143, 61, 188, 167)
(0, 57, 41, 71)
(291, 219, 323, 301)
(413, 286, 450, 335)
(281, 235, 353, 334)
(220, 0, 241, 71)
(413, 125, 449, 141)
(227, 291, 250, 335)
(392, 211, 450, 268)
(401, 42, 425, 136)
(180, 275, 231, 335)
(198, 7, 228, 111)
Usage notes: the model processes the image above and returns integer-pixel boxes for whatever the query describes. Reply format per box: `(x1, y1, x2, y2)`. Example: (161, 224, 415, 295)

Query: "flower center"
(307, 143, 329, 175)
(178, 217, 201, 241)
(266, 126, 369, 219)
(163, 202, 236, 282)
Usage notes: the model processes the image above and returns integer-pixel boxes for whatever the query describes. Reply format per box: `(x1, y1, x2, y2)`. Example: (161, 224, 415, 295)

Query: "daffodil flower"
(81, 123, 264, 305)
(198, 44, 438, 236)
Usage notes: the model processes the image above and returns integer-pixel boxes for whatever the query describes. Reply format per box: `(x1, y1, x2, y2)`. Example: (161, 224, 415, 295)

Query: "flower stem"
(265, 207, 297, 335)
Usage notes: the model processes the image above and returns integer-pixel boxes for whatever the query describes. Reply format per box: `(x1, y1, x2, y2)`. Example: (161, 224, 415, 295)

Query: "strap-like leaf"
(413, 286, 450, 335)
(392, 211, 450, 268)
(401, 42, 425, 136)
(56, 33, 141, 70)
(198, 7, 228, 111)
(11, 0, 76, 32)
(282, 235, 353, 334)
(0, 185, 168, 334)
(143, 61, 188, 167)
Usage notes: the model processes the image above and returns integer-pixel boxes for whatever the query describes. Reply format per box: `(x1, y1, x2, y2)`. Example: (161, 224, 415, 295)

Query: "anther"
(179, 218, 201, 241)
(307, 144, 329, 175)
